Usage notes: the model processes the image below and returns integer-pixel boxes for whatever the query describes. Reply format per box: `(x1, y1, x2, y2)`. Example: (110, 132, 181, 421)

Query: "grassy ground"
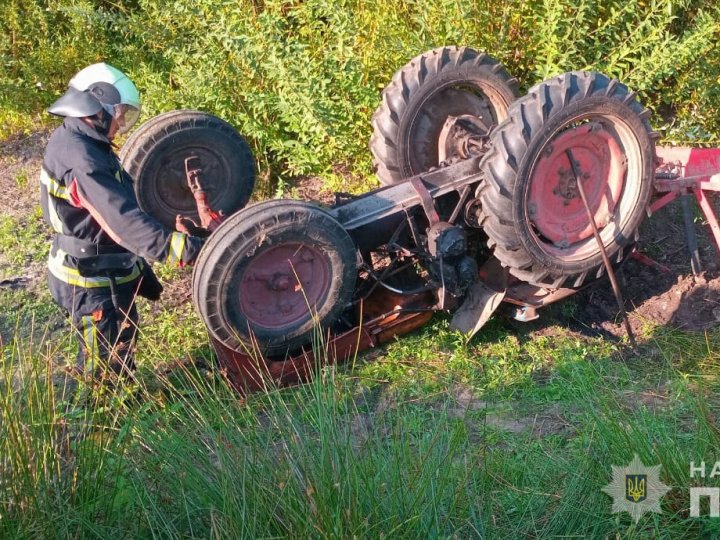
(3, 286, 720, 538)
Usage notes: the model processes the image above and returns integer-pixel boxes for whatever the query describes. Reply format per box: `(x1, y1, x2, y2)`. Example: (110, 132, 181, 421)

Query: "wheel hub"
(554, 165, 583, 202)
(437, 114, 491, 163)
(409, 89, 493, 174)
(157, 148, 227, 214)
(271, 274, 291, 291)
(238, 243, 331, 329)
(528, 123, 626, 247)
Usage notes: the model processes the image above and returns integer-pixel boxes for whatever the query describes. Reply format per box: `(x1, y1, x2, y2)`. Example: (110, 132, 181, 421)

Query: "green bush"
(2, 0, 718, 188)
(525, 0, 720, 144)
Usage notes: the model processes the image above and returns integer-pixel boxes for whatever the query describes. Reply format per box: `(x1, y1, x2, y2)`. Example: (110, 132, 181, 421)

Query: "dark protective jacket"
(40, 116, 203, 288)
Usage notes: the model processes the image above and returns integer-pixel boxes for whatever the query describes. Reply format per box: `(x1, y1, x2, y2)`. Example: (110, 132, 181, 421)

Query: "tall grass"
(0, 332, 492, 538)
(0, 335, 133, 538)
(3, 324, 720, 537)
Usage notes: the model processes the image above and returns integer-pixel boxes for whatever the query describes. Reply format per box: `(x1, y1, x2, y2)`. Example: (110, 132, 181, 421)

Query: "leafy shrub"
(526, 0, 720, 143)
(1, 0, 719, 189)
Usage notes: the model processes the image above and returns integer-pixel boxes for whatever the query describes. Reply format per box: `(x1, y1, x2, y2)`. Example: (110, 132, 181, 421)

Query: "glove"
(175, 214, 211, 238)
(137, 260, 163, 301)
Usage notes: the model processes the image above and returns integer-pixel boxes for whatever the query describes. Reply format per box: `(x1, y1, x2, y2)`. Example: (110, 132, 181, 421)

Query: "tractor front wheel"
(192, 200, 357, 356)
(121, 110, 255, 229)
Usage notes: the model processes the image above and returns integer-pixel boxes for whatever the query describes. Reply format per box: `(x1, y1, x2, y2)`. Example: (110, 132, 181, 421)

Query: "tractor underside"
(120, 47, 720, 392)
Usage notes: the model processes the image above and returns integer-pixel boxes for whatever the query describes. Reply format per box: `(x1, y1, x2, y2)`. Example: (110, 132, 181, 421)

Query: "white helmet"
(48, 63, 141, 134)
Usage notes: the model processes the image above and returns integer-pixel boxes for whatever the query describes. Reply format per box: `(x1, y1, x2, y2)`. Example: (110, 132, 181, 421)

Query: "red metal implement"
(213, 290, 434, 393)
(653, 146, 720, 256)
(185, 156, 224, 232)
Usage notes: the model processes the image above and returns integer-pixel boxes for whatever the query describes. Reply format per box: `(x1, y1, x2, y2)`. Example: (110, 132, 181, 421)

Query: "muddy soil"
(567, 200, 720, 337)
(2, 128, 720, 343)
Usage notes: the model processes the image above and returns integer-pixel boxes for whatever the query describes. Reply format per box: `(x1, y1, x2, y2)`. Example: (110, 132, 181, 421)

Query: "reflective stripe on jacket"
(47, 246, 143, 288)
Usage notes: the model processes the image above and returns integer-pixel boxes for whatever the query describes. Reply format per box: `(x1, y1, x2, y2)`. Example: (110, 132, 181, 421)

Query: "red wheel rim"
(528, 123, 626, 248)
(238, 243, 331, 329)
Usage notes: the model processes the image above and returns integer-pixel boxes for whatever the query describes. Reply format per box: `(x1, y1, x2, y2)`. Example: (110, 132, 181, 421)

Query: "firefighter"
(41, 63, 204, 379)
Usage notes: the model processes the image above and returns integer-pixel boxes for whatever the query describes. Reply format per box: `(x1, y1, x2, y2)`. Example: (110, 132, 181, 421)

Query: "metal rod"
(358, 261, 434, 299)
(694, 187, 720, 258)
(566, 149, 637, 348)
(438, 253, 445, 310)
(681, 193, 702, 275)
(448, 185, 471, 224)
(649, 190, 679, 214)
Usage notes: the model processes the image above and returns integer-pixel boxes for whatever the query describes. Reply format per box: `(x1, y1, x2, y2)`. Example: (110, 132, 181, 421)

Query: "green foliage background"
(2, 0, 719, 188)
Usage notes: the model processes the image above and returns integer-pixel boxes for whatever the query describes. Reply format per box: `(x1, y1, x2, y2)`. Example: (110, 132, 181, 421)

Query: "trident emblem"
(603, 454, 670, 523)
(626, 474, 647, 503)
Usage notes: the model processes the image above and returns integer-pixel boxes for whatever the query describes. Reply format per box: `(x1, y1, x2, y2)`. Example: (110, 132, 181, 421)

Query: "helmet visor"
(115, 103, 141, 134)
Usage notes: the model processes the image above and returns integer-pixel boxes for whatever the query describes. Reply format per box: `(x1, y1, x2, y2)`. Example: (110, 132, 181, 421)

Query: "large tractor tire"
(479, 71, 656, 288)
(192, 200, 357, 356)
(120, 110, 255, 229)
(370, 46, 520, 186)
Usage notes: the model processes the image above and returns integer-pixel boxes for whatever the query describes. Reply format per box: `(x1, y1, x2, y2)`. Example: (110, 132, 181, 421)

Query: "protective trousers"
(49, 273, 139, 376)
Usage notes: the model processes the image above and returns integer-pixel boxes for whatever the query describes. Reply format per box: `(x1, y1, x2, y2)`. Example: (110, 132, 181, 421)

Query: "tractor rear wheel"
(120, 110, 255, 229)
(192, 200, 357, 356)
(370, 46, 520, 186)
(479, 71, 656, 288)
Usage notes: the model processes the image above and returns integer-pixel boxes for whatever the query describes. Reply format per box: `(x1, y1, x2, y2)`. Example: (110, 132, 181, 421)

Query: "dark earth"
(2, 128, 720, 347)
(575, 202, 720, 336)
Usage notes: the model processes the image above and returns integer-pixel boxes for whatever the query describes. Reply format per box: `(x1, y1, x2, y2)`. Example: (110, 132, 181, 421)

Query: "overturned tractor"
(121, 46, 712, 391)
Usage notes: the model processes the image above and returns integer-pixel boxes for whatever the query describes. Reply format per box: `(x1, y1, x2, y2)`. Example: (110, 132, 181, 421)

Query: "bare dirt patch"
(0, 130, 48, 216)
(292, 175, 337, 206)
(621, 381, 671, 413)
(0, 132, 50, 308)
(565, 200, 720, 338)
(448, 385, 574, 438)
